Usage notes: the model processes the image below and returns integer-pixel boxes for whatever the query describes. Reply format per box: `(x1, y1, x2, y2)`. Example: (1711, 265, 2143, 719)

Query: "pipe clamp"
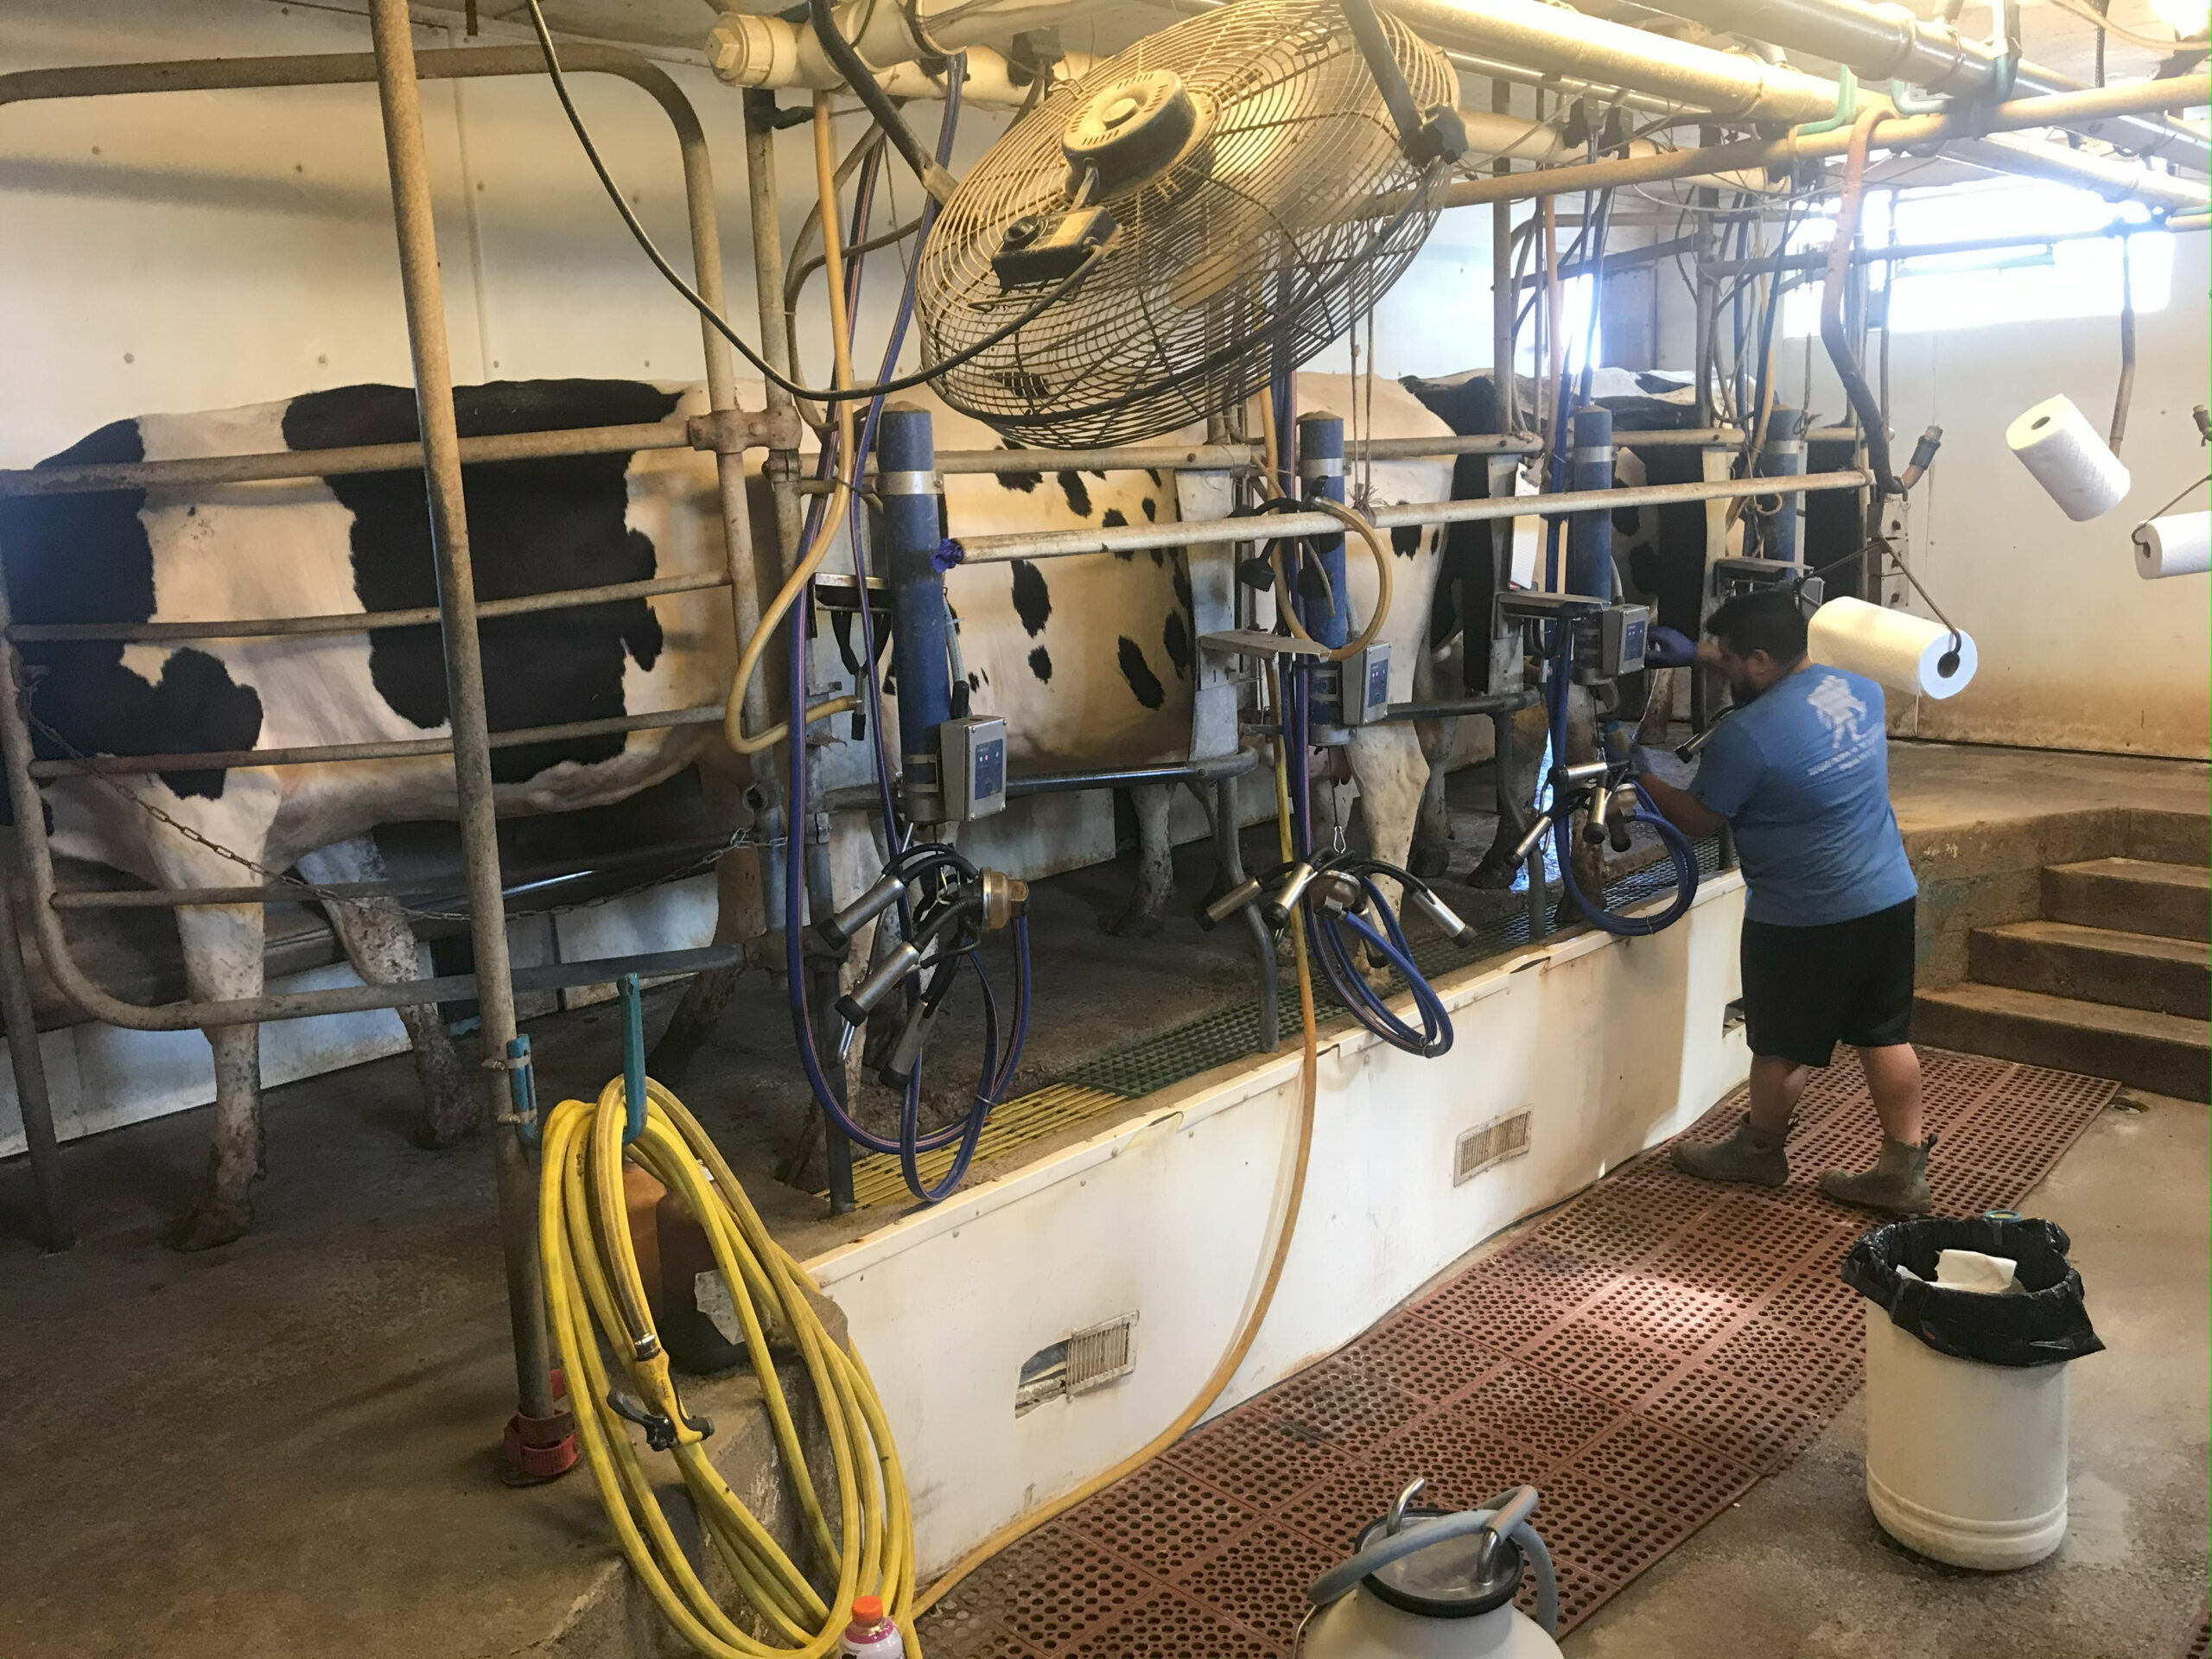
(876, 467, 941, 496)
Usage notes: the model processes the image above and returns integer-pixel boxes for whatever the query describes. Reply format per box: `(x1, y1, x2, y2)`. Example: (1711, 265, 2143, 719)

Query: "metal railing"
(0, 29, 785, 1433)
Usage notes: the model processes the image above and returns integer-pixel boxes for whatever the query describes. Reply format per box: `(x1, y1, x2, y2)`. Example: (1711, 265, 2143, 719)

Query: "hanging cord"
(914, 657, 1322, 1618)
(2110, 232, 2137, 456)
(1821, 107, 1904, 499)
(522, 0, 1098, 406)
(539, 1075, 921, 1656)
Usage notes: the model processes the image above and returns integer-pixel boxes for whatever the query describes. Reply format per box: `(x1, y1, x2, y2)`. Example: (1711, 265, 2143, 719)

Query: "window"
(1780, 177, 2173, 336)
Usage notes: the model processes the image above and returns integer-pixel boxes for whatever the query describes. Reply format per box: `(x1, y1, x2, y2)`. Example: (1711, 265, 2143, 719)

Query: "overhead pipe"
(708, 12, 1095, 104)
(1628, 0, 2210, 173)
(1378, 0, 1848, 124)
(1434, 75, 2212, 212)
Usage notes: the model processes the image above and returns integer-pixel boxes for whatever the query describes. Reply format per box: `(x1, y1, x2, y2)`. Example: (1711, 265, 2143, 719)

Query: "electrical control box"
(1494, 592, 1652, 683)
(1597, 604, 1649, 679)
(939, 716, 1008, 821)
(1342, 642, 1392, 725)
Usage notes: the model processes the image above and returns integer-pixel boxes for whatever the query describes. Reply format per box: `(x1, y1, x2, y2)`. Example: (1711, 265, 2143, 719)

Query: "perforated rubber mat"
(918, 1047, 2119, 1656)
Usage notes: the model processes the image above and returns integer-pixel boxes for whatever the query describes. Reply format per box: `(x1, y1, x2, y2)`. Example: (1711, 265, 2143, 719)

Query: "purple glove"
(1644, 626, 1697, 669)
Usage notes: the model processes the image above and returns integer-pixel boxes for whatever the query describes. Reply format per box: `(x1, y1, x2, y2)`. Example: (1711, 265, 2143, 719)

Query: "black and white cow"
(1, 372, 1461, 1248)
(1400, 366, 1714, 886)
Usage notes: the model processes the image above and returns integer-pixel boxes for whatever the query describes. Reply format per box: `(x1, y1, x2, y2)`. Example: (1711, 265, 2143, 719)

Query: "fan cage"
(916, 0, 1452, 448)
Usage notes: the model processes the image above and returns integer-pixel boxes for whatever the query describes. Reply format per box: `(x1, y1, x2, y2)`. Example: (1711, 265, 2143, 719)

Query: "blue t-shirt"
(1690, 665, 1917, 927)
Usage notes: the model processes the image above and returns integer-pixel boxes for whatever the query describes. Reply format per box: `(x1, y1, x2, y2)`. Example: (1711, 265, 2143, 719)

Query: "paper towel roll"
(1808, 597, 1978, 701)
(2134, 511, 2211, 579)
(2006, 394, 2132, 521)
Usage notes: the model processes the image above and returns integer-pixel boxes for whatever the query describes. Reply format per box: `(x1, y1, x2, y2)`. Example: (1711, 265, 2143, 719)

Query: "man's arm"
(1633, 762, 1727, 839)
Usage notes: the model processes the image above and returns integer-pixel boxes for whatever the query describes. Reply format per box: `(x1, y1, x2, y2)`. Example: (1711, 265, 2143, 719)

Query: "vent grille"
(1455, 1109, 1533, 1185)
(1017, 1313, 1140, 1414)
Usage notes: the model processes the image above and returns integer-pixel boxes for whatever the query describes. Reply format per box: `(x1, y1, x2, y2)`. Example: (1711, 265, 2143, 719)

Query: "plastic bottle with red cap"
(837, 1595, 903, 1657)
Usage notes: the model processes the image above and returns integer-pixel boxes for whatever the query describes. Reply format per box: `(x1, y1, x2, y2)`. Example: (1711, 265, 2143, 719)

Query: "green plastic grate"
(834, 839, 1726, 1205)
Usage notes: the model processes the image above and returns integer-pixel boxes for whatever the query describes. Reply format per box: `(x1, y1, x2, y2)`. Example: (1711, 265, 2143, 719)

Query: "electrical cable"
(539, 1074, 918, 1656)
(523, 0, 1102, 406)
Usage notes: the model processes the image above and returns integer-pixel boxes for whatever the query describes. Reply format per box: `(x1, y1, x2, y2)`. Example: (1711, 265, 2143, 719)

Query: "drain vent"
(1455, 1109, 1533, 1185)
(1017, 1313, 1139, 1414)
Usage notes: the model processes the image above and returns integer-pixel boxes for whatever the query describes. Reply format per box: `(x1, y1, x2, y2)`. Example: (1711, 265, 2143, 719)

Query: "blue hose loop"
(1543, 627, 1700, 936)
(1280, 649, 1454, 1058)
(769, 61, 1032, 1204)
(618, 973, 648, 1144)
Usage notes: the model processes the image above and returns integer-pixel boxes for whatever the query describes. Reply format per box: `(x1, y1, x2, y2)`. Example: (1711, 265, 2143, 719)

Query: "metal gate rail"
(0, 25, 780, 1436)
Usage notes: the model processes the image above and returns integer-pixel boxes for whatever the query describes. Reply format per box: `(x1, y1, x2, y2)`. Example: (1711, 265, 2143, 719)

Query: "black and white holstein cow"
(1399, 366, 1714, 887)
(0, 372, 1460, 1248)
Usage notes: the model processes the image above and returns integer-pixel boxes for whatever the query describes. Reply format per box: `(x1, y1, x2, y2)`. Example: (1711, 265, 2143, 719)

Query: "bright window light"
(1516, 271, 1600, 373)
(1780, 178, 2173, 336)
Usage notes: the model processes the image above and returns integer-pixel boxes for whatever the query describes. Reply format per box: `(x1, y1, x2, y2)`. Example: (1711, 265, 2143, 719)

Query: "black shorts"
(1740, 897, 1916, 1068)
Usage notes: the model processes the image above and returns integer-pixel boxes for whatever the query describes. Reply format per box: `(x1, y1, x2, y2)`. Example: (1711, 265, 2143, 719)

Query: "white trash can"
(1862, 1297, 2070, 1569)
(1848, 1222, 2101, 1573)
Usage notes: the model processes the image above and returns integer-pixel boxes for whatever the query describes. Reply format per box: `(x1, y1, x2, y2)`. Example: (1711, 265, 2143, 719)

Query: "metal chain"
(22, 702, 763, 926)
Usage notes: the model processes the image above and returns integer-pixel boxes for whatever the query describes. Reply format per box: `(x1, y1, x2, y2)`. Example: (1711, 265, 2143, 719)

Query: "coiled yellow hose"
(539, 1075, 919, 1656)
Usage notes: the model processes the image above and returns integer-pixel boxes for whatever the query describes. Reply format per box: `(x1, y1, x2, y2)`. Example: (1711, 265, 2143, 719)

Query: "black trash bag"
(1842, 1215, 2104, 1368)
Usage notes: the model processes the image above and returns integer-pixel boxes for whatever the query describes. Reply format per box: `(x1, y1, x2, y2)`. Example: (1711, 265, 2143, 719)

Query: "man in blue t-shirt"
(1633, 588, 1934, 1214)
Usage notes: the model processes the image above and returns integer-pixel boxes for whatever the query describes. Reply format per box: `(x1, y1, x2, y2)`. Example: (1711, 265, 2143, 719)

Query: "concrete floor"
(1566, 1089, 2211, 1659)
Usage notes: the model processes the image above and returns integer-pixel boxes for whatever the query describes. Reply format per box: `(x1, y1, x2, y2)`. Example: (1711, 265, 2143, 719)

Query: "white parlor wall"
(1653, 210, 2210, 760)
(812, 870, 1749, 1574)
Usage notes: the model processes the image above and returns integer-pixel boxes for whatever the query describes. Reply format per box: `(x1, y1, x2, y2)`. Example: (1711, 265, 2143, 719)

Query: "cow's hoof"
(171, 1195, 252, 1252)
(1407, 841, 1452, 880)
(410, 1105, 480, 1152)
(1464, 855, 1518, 891)
(1103, 904, 1165, 939)
(645, 1026, 707, 1089)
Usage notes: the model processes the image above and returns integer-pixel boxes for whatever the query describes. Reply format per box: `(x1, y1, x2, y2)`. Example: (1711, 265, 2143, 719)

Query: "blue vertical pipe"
(1764, 407, 1807, 563)
(1566, 406, 1614, 600)
(879, 404, 950, 823)
(1296, 413, 1349, 650)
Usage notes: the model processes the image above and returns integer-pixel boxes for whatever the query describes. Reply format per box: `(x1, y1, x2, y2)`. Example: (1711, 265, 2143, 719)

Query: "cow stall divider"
(0, 20, 795, 1472)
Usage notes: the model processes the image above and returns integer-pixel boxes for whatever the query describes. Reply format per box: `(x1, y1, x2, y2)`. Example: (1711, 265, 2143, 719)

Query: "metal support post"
(1763, 407, 1807, 563)
(366, 0, 556, 1446)
(0, 840, 70, 1249)
(1567, 407, 1614, 600)
(1691, 439, 1734, 733)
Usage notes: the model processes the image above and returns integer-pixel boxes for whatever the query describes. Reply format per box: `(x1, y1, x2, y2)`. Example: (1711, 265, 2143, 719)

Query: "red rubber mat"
(918, 1048, 2119, 1657)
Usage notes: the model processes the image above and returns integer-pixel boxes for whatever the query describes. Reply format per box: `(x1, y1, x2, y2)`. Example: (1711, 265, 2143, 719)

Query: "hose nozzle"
(1898, 424, 1943, 493)
(1200, 876, 1263, 931)
(1262, 862, 1318, 928)
(1404, 884, 1474, 946)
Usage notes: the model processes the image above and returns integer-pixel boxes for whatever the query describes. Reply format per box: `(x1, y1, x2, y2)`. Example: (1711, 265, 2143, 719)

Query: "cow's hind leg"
(1106, 783, 1175, 938)
(1466, 699, 1548, 888)
(1344, 722, 1430, 980)
(1408, 718, 1455, 879)
(299, 836, 475, 1149)
(168, 896, 270, 1252)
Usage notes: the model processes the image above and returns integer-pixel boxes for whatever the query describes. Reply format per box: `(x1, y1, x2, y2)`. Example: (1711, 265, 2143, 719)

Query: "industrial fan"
(914, 0, 1461, 446)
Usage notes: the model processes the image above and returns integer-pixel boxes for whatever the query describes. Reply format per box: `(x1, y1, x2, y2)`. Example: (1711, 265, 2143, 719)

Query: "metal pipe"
(927, 442, 1264, 474)
(1761, 408, 1806, 563)
(0, 845, 71, 1249)
(957, 469, 1872, 563)
(1629, 0, 2211, 172)
(1381, 0, 1847, 122)
(1703, 216, 2197, 276)
(1382, 690, 1541, 721)
(1436, 77, 2212, 211)
(365, 0, 548, 1427)
(28, 703, 723, 779)
(49, 835, 740, 910)
(1004, 749, 1260, 798)
(0, 420, 691, 498)
(1493, 80, 1519, 439)
(8, 573, 730, 645)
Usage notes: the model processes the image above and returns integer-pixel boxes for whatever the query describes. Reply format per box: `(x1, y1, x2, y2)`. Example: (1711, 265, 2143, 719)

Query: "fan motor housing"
(1061, 70, 1212, 199)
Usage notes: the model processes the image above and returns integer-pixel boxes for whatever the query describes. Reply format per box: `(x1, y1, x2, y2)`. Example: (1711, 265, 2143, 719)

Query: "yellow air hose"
(539, 1075, 918, 1655)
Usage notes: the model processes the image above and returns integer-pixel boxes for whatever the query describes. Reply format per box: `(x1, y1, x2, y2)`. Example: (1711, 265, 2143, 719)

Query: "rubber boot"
(1818, 1135, 1936, 1215)
(1671, 1113, 1789, 1186)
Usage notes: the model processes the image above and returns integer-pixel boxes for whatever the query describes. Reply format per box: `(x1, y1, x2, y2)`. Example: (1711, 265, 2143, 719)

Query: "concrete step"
(1971, 919, 2210, 1020)
(1916, 982, 2209, 1102)
(2044, 857, 2209, 943)
(2127, 810, 2210, 868)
